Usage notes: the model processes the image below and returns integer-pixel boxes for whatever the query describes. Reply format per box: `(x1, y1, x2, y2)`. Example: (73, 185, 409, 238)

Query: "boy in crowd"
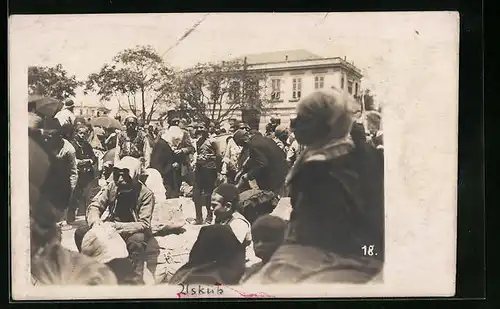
(240, 215, 286, 283)
(211, 184, 251, 248)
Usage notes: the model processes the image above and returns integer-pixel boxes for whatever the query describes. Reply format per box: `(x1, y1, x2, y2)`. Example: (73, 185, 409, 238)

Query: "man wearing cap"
(54, 99, 76, 127)
(74, 156, 155, 284)
(191, 122, 219, 225)
(114, 115, 151, 170)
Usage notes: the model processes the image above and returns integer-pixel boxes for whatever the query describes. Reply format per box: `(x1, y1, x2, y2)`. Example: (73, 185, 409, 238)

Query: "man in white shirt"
(211, 183, 251, 247)
(54, 99, 76, 127)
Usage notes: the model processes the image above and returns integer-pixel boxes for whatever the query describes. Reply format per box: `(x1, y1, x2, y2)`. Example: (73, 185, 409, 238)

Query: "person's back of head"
(274, 124, 289, 142)
(251, 215, 287, 262)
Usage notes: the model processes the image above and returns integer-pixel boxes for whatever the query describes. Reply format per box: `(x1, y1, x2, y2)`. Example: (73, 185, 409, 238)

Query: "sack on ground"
(143, 168, 167, 204)
(81, 223, 129, 263)
(239, 189, 279, 224)
(151, 198, 186, 233)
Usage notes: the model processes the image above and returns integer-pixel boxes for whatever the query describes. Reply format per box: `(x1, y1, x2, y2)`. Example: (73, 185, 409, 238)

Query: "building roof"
(236, 49, 322, 64)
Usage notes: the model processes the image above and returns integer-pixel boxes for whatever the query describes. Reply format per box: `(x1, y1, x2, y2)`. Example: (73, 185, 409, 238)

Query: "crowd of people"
(28, 88, 385, 287)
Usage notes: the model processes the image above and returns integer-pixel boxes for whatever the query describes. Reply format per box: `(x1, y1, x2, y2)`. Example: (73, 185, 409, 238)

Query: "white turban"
(114, 156, 142, 180)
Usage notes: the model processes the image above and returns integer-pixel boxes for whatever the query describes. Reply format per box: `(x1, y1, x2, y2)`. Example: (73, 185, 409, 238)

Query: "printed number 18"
(362, 245, 376, 256)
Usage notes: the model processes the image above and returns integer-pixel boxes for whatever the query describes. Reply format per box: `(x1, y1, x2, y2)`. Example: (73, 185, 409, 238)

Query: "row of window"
(272, 75, 358, 100)
(227, 75, 359, 101)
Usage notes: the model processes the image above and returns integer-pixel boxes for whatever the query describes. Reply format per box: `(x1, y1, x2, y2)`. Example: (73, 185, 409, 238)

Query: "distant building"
(77, 101, 111, 118)
(211, 49, 364, 130)
(115, 108, 166, 126)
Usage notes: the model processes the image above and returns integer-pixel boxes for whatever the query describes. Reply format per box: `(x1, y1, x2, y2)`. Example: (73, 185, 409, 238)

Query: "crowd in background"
(28, 88, 384, 286)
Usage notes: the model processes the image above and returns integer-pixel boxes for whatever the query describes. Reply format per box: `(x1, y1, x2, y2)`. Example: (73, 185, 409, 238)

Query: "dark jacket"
(285, 142, 384, 261)
(196, 136, 219, 170)
(86, 180, 155, 235)
(169, 224, 246, 285)
(150, 138, 176, 178)
(71, 139, 97, 176)
(150, 138, 182, 197)
(242, 134, 288, 192)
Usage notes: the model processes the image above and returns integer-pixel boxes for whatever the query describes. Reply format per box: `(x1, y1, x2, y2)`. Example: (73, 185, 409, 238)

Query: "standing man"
(221, 120, 242, 184)
(55, 99, 77, 141)
(69, 124, 98, 223)
(170, 119, 196, 194)
(114, 115, 151, 171)
(192, 123, 219, 225)
(38, 121, 79, 221)
(55, 99, 76, 127)
(233, 129, 288, 194)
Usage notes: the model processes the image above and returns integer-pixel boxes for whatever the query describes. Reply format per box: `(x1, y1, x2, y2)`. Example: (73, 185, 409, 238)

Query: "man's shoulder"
(231, 212, 251, 227)
(139, 182, 154, 197)
(63, 139, 76, 152)
(55, 109, 67, 116)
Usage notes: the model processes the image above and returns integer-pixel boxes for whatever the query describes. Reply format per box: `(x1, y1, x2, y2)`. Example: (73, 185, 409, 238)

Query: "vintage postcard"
(10, 12, 458, 299)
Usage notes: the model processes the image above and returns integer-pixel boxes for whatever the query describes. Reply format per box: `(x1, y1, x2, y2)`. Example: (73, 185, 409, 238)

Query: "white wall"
(193, 65, 361, 130)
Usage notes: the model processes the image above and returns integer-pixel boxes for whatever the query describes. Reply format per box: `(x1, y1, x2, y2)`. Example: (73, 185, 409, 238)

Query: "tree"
(175, 59, 271, 127)
(28, 64, 82, 100)
(84, 45, 176, 124)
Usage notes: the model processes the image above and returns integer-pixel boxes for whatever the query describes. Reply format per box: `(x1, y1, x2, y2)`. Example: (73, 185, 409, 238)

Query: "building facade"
(214, 50, 363, 130)
(77, 101, 111, 118)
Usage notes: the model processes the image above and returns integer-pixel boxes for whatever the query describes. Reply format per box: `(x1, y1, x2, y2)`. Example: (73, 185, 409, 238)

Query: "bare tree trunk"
(127, 95, 137, 116)
(210, 96, 217, 122)
(141, 87, 146, 124)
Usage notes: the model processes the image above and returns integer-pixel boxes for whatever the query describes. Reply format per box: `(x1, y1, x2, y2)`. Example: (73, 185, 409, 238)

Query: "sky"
(10, 12, 459, 114)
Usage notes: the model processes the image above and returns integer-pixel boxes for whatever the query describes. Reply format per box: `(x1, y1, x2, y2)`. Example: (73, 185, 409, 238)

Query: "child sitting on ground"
(239, 214, 287, 283)
(212, 184, 252, 248)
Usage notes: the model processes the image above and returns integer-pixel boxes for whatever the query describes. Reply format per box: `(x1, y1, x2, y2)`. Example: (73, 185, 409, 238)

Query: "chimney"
(344, 56, 346, 61)
(285, 54, 289, 62)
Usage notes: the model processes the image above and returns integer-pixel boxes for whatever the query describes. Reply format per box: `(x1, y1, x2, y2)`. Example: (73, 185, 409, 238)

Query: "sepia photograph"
(10, 12, 458, 299)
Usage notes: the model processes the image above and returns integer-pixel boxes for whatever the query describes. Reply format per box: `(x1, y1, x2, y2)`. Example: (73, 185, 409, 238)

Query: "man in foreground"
(212, 183, 252, 249)
(74, 156, 155, 284)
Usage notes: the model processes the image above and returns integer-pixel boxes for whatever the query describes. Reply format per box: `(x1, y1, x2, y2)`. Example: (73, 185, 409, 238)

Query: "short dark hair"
(213, 183, 240, 209)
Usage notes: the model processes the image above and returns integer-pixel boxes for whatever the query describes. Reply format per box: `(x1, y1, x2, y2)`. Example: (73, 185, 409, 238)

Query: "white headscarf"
(161, 126, 184, 149)
(114, 156, 142, 181)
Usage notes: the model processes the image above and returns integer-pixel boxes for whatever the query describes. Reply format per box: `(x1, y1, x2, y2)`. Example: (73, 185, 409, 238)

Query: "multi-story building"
(214, 50, 363, 130)
(77, 101, 111, 118)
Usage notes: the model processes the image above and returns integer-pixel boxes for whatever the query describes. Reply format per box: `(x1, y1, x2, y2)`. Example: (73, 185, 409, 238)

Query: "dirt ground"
(60, 196, 292, 284)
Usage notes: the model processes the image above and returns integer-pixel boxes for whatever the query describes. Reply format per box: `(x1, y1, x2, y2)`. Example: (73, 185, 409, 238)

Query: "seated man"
(240, 215, 286, 283)
(74, 156, 155, 285)
(211, 184, 252, 249)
